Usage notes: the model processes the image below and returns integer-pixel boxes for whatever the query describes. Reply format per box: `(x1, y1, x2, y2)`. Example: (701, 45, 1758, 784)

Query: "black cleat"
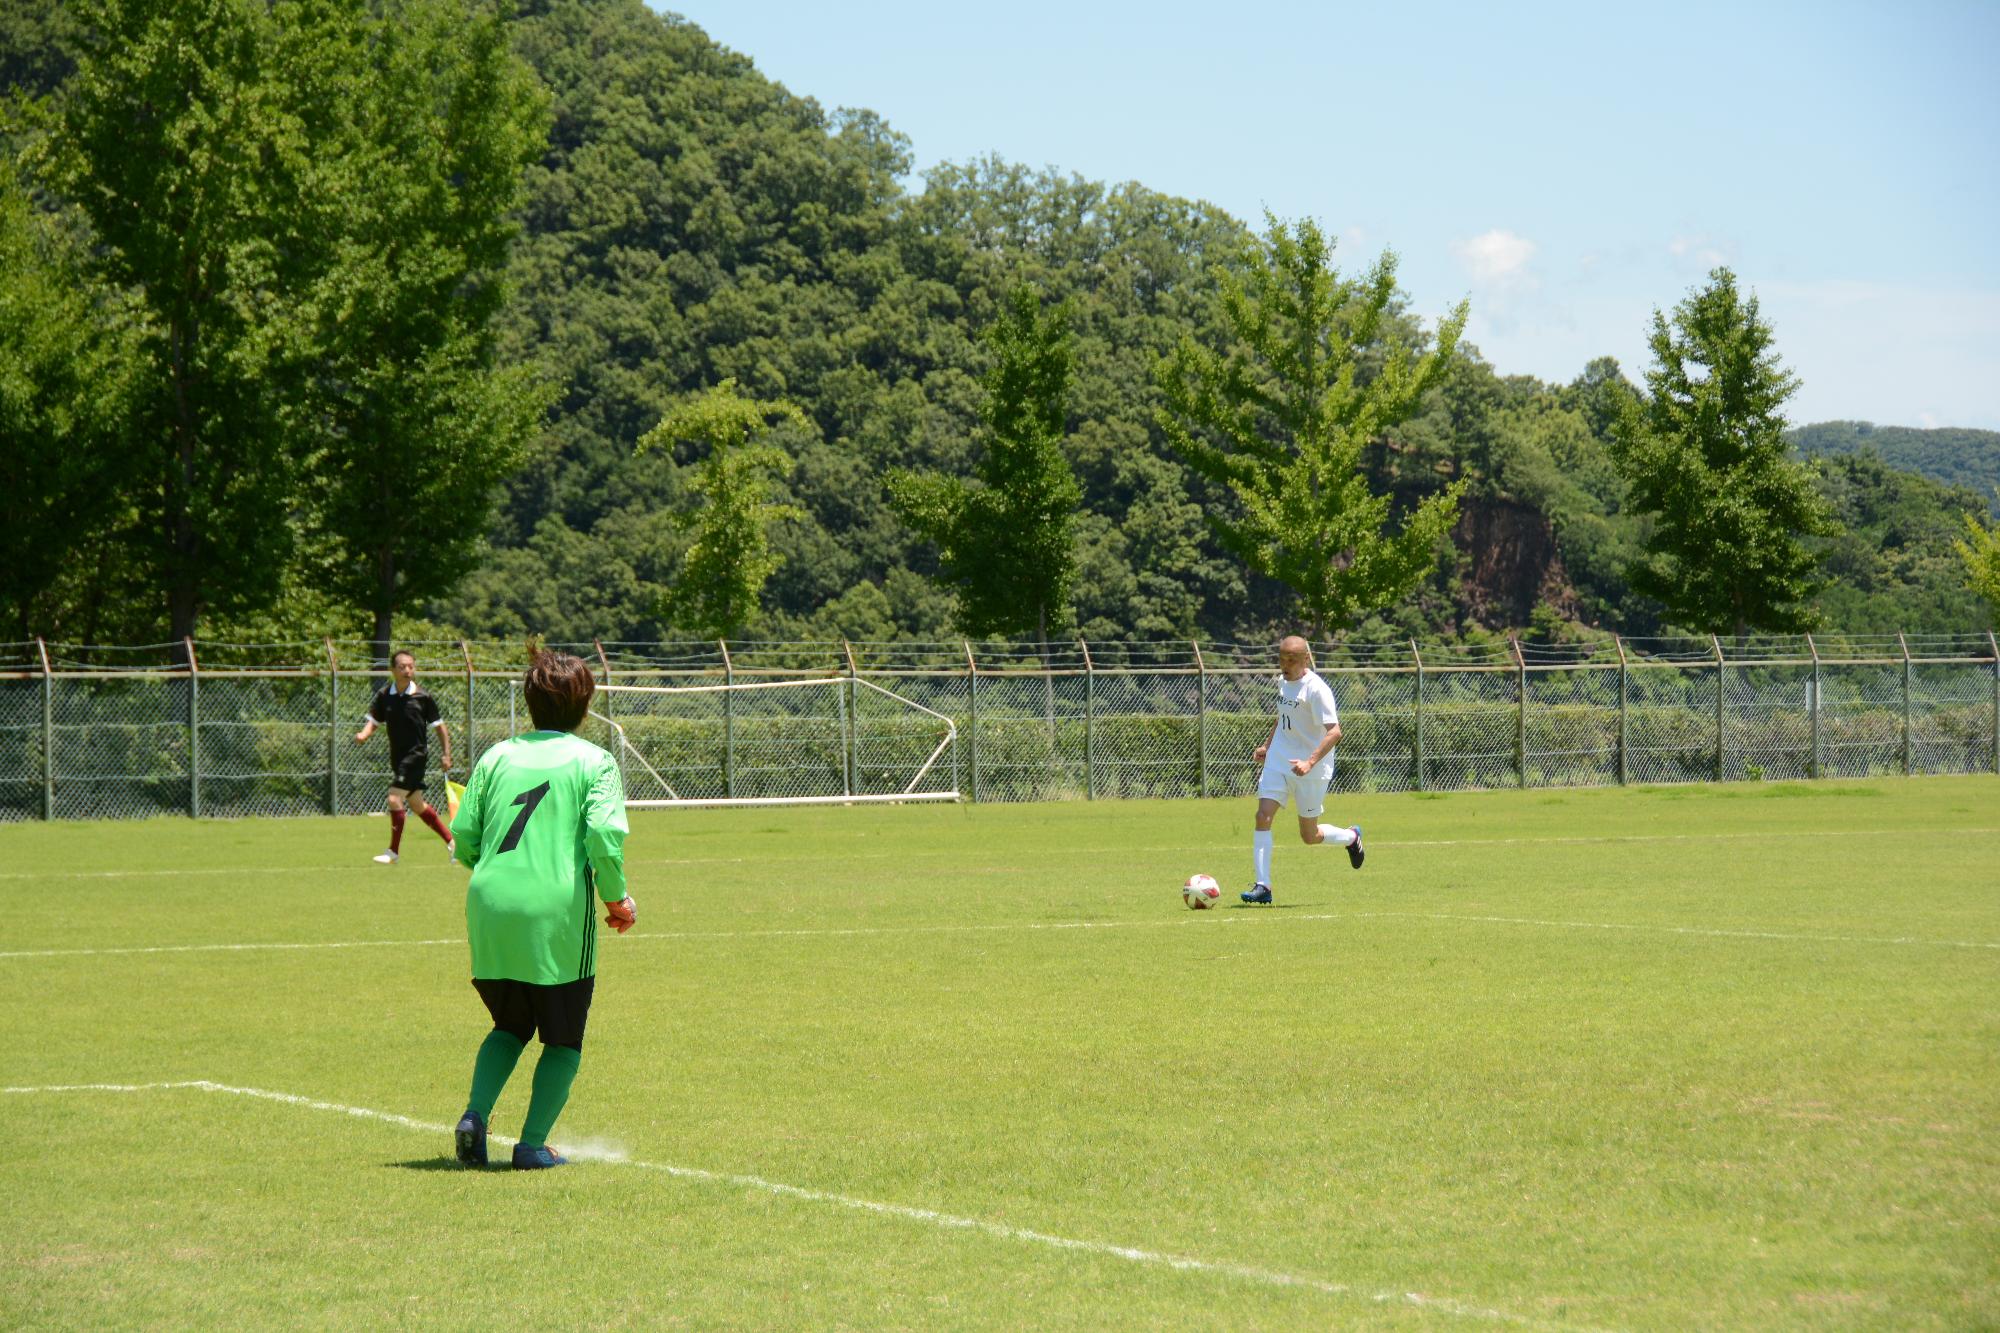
(1347, 825, 1365, 870)
(512, 1143, 567, 1170)
(455, 1109, 487, 1167)
(1241, 883, 1272, 904)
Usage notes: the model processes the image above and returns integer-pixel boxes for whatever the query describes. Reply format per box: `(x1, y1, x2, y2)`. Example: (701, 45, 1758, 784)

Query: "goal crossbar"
(588, 677, 959, 808)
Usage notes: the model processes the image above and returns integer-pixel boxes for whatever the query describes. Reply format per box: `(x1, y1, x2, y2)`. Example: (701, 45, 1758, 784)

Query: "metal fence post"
(1080, 638, 1095, 800)
(1989, 630, 2000, 777)
(1899, 632, 1913, 776)
(1411, 639, 1425, 792)
(1615, 636, 1630, 787)
(1806, 633, 1821, 779)
(1194, 641, 1209, 798)
(326, 639, 339, 815)
(186, 637, 201, 818)
(461, 641, 475, 768)
(1712, 635, 1727, 782)
(1511, 636, 1527, 788)
(842, 639, 858, 796)
(37, 637, 53, 820)
(593, 639, 612, 726)
(719, 639, 735, 799)
(949, 660, 963, 799)
(965, 640, 980, 804)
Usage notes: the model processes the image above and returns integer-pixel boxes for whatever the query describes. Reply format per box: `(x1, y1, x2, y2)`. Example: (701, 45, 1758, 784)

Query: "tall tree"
(887, 283, 1082, 643)
(1612, 267, 1835, 636)
(639, 380, 805, 639)
(304, 0, 552, 665)
(1156, 216, 1468, 634)
(44, 0, 326, 651)
(0, 162, 143, 640)
(1955, 504, 2000, 629)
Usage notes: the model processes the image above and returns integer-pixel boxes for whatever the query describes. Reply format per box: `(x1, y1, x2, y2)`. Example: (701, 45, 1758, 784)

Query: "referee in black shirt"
(354, 649, 457, 864)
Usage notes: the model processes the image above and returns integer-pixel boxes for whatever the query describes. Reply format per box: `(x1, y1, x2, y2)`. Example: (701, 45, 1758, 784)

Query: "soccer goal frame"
(587, 676, 960, 809)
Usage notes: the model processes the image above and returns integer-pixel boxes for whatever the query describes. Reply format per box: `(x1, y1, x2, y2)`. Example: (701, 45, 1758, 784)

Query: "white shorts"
(1258, 753, 1334, 818)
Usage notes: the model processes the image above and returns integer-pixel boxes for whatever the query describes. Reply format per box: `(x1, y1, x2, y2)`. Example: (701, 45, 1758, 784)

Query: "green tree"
(304, 0, 552, 665)
(1612, 268, 1835, 636)
(1156, 216, 1468, 634)
(638, 380, 806, 638)
(1955, 504, 2000, 629)
(0, 162, 143, 639)
(888, 283, 1082, 643)
(43, 0, 329, 650)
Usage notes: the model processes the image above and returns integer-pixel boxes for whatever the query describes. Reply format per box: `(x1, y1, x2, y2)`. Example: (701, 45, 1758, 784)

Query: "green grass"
(2, 778, 1996, 1330)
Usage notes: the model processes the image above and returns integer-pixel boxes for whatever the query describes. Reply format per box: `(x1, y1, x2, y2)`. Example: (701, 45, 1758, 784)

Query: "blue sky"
(667, 1, 2000, 430)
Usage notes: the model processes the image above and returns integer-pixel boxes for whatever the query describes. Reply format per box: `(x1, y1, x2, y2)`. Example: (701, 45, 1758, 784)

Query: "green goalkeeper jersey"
(452, 730, 629, 984)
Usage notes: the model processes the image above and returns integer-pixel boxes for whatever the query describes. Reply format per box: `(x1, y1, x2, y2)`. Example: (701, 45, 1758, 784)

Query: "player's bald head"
(1277, 635, 1312, 678)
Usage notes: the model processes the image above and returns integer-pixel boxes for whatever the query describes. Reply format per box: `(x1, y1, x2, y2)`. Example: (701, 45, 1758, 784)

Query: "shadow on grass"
(389, 1157, 507, 1173)
(1227, 901, 1324, 910)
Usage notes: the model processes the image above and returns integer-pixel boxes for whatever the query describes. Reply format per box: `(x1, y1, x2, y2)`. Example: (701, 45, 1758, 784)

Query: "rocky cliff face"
(1452, 497, 1581, 628)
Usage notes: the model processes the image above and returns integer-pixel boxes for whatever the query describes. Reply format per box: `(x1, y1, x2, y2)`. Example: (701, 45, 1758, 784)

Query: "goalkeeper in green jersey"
(449, 651, 635, 1170)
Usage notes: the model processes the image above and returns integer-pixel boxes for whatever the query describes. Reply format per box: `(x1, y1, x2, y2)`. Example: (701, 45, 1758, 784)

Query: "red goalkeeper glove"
(604, 895, 636, 934)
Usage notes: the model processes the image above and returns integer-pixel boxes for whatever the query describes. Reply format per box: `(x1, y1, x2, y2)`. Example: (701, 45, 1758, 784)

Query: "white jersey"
(1271, 669, 1339, 762)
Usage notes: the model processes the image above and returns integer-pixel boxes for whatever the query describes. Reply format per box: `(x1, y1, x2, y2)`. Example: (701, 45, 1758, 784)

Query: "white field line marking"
(0, 1080, 1595, 1332)
(4, 824, 1996, 882)
(1350, 911, 2000, 951)
(0, 938, 461, 960)
(6, 909, 1996, 962)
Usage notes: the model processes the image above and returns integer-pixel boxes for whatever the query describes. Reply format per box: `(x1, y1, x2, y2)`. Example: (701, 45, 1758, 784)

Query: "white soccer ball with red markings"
(1182, 873, 1222, 910)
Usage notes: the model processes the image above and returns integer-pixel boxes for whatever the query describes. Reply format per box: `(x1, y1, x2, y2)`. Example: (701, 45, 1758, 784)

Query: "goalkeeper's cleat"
(512, 1143, 567, 1171)
(372, 850, 398, 865)
(1347, 826, 1365, 870)
(1241, 883, 1272, 904)
(454, 1109, 487, 1167)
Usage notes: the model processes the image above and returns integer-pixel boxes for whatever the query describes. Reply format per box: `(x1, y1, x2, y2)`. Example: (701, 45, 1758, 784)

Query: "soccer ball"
(1182, 873, 1222, 910)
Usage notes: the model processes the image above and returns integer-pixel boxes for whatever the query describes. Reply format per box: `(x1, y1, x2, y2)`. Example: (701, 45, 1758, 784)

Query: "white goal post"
(583, 676, 960, 809)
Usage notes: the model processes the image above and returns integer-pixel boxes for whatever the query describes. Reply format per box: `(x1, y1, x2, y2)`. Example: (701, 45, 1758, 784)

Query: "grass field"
(2, 778, 1996, 1330)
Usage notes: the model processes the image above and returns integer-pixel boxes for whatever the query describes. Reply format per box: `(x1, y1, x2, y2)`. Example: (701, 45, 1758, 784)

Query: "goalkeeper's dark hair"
(524, 651, 596, 732)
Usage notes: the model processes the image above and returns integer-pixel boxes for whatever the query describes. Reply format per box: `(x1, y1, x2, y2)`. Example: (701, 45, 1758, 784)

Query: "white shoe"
(447, 841, 459, 867)
(373, 850, 399, 864)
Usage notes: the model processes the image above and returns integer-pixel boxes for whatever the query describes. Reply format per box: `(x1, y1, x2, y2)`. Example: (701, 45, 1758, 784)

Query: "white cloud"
(1453, 229, 1536, 284)
(1669, 234, 1729, 267)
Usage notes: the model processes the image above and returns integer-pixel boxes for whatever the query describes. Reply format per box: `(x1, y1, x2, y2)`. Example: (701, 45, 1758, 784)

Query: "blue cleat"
(454, 1109, 487, 1167)
(1241, 883, 1272, 904)
(1347, 826, 1365, 870)
(512, 1143, 567, 1171)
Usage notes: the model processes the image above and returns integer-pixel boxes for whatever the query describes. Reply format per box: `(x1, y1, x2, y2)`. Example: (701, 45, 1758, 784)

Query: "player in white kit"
(1243, 635, 1363, 903)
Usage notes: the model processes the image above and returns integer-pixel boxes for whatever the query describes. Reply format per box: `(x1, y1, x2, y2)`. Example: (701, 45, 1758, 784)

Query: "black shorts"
(472, 975, 595, 1049)
(390, 752, 428, 792)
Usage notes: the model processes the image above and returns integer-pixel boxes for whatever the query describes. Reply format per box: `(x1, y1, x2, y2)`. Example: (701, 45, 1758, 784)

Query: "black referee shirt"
(367, 684, 442, 767)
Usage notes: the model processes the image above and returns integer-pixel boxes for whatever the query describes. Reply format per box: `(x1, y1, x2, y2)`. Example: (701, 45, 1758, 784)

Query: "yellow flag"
(446, 780, 466, 822)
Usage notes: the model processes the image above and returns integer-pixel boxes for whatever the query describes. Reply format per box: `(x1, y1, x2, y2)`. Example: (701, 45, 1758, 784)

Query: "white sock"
(1318, 824, 1355, 847)
(1253, 830, 1273, 886)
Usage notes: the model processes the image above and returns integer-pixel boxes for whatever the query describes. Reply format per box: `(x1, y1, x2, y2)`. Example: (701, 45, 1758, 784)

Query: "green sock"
(467, 1029, 526, 1121)
(519, 1043, 581, 1148)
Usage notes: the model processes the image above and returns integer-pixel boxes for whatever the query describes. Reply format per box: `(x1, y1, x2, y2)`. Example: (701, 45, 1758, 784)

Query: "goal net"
(581, 677, 960, 809)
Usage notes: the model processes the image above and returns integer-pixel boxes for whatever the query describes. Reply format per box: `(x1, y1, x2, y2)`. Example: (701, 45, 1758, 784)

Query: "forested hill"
(455, 0, 1992, 643)
(1790, 422, 2000, 514)
(468, 0, 1259, 644)
(2, 0, 1993, 646)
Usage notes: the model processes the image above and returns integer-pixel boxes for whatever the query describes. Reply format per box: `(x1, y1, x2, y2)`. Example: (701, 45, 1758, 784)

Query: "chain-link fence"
(1, 633, 1994, 821)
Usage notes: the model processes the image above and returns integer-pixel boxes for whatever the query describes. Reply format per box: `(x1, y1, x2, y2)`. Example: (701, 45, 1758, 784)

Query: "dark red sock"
(390, 806, 407, 853)
(419, 805, 452, 844)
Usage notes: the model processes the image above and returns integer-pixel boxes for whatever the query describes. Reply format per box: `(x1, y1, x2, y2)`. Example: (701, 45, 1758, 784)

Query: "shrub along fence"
(0, 633, 1995, 821)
